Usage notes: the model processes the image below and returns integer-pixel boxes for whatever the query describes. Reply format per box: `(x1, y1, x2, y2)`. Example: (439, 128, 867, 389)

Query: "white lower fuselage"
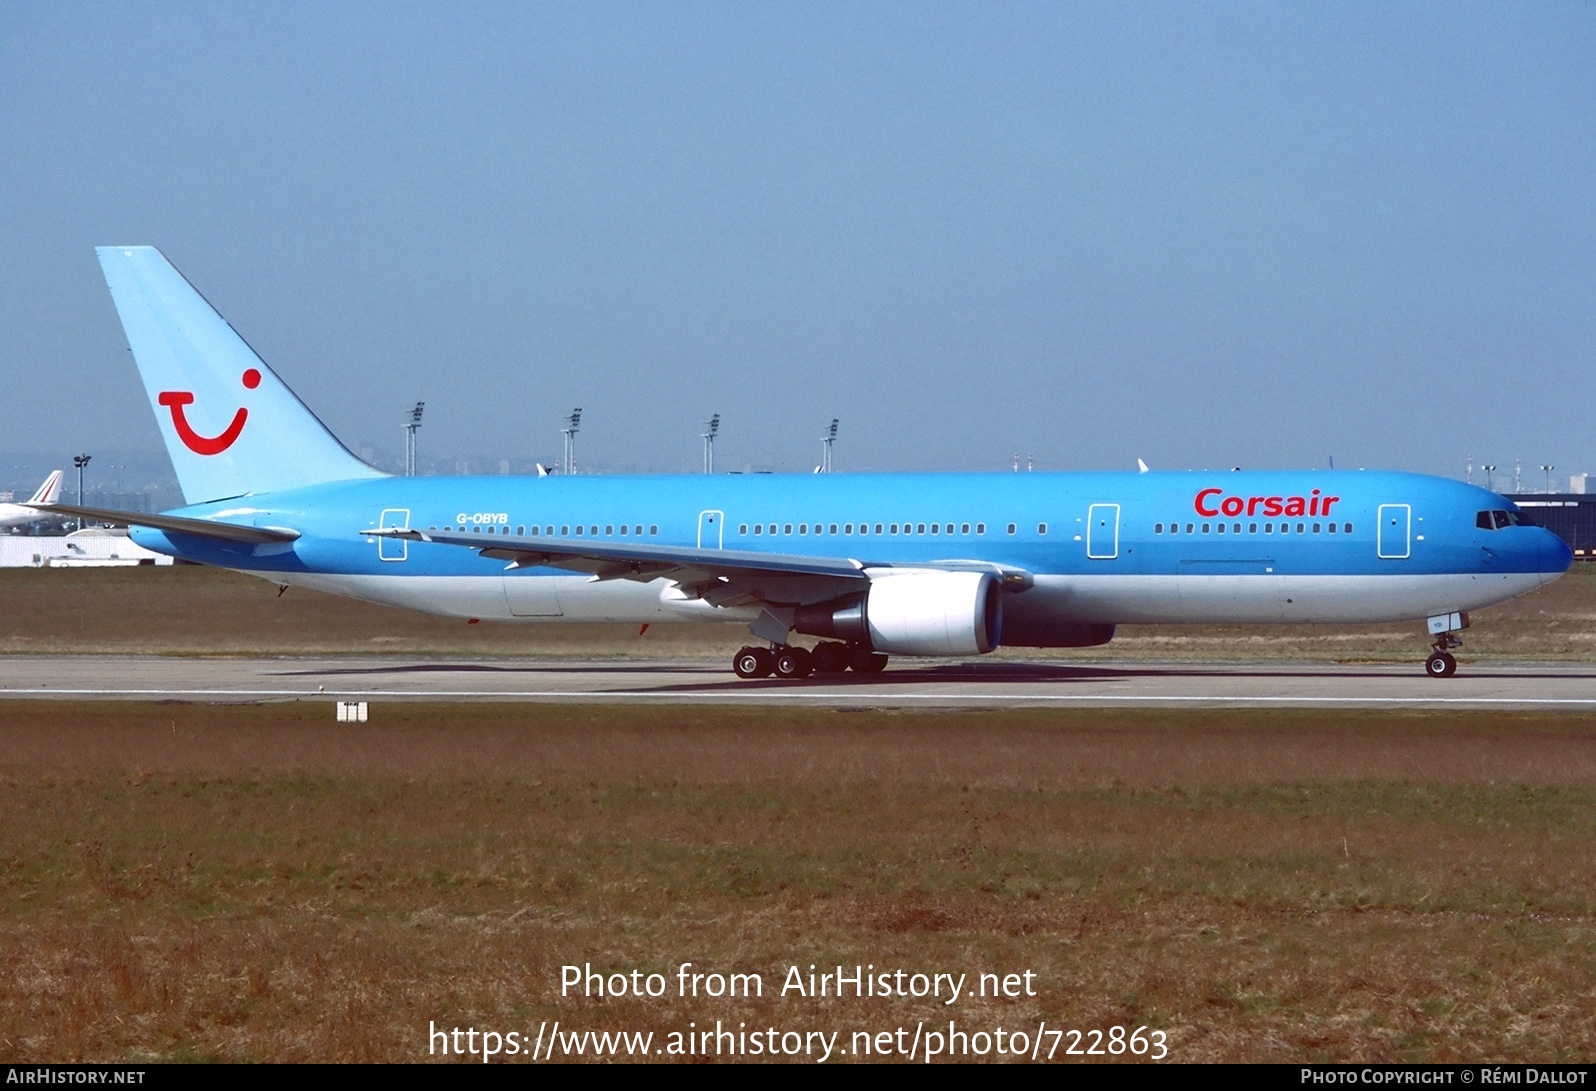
(285, 569, 1552, 628)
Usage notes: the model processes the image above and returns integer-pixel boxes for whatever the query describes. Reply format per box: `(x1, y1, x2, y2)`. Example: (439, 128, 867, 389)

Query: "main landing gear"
(732, 641, 888, 680)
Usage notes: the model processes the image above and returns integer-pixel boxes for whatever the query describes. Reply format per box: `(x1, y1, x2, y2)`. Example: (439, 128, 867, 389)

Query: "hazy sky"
(3, 2, 1593, 487)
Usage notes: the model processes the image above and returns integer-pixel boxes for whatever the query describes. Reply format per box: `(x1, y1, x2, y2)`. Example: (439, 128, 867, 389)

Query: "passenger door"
(698, 510, 724, 549)
(377, 508, 409, 562)
(1377, 504, 1411, 559)
(1086, 503, 1120, 560)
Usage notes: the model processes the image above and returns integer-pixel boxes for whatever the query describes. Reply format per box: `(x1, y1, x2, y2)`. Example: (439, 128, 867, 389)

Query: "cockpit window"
(1477, 509, 1536, 530)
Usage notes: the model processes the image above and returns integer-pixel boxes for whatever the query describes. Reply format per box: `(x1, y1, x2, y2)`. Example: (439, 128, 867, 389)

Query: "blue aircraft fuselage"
(130, 468, 1570, 636)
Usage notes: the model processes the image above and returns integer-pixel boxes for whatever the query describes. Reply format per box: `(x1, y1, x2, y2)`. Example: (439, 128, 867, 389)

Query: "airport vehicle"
(0, 470, 63, 529)
(41, 246, 1572, 680)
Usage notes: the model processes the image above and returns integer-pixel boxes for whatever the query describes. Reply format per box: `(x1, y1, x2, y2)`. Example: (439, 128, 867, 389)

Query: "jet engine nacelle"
(793, 570, 1002, 656)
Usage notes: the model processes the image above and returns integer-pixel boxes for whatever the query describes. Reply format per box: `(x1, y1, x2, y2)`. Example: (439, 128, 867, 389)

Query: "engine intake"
(794, 570, 1002, 656)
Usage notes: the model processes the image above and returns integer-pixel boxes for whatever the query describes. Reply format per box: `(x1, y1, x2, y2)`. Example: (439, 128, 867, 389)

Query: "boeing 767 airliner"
(39, 246, 1572, 680)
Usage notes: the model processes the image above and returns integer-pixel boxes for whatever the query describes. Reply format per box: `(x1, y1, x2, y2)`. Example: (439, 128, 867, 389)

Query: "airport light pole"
(563, 409, 582, 475)
(404, 402, 425, 476)
(1483, 464, 1497, 492)
(820, 419, 838, 473)
(73, 453, 91, 531)
(702, 413, 720, 474)
(1543, 464, 1555, 493)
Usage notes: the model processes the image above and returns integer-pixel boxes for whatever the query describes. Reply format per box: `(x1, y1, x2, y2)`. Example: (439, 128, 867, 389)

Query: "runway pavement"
(4, 654, 1596, 709)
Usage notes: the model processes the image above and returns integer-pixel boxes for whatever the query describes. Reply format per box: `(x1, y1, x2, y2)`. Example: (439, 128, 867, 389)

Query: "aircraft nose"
(1534, 527, 1574, 583)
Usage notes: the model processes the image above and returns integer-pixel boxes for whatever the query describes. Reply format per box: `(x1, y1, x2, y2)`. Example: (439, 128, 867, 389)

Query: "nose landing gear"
(1423, 612, 1468, 678)
(1425, 644, 1459, 678)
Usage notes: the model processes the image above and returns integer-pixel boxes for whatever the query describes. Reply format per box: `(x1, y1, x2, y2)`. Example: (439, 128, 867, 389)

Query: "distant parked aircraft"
(38, 246, 1573, 680)
(0, 471, 63, 529)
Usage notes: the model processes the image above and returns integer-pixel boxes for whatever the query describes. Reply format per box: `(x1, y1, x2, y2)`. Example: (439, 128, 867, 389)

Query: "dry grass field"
(1, 561, 1594, 661)
(2, 564, 1594, 1062)
(2, 702, 1595, 1063)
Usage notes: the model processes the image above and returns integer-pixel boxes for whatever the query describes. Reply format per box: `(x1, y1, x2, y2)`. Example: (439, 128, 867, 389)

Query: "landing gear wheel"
(812, 642, 851, 674)
(1425, 651, 1457, 678)
(734, 646, 774, 679)
(850, 647, 889, 673)
(773, 646, 813, 679)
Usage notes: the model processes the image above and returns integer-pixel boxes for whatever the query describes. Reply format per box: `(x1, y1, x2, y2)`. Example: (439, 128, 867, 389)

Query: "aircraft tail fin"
(96, 246, 385, 504)
(26, 470, 63, 506)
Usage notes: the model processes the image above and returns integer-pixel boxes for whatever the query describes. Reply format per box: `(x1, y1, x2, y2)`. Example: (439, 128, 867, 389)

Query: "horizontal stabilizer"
(30, 502, 300, 544)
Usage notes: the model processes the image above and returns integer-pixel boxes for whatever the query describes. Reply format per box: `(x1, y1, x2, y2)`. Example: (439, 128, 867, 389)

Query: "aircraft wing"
(373, 527, 1032, 608)
(29, 502, 301, 544)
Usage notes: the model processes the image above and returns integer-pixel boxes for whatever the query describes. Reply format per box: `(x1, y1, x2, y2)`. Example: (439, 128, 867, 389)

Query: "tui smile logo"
(159, 368, 261, 455)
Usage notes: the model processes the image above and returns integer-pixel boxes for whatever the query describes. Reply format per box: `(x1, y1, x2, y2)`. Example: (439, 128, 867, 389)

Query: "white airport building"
(0, 528, 174, 567)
